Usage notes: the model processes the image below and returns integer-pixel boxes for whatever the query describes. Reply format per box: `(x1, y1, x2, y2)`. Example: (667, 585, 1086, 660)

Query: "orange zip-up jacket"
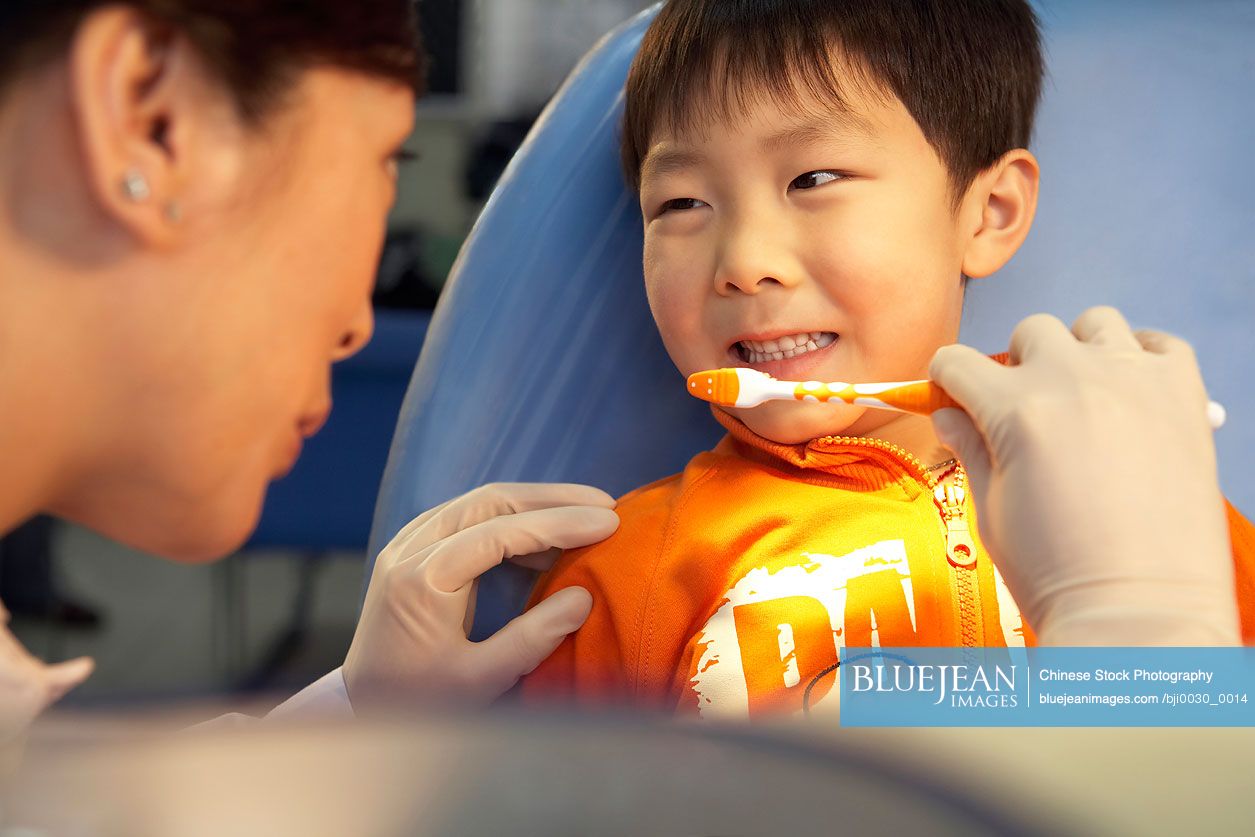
(520, 409, 1255, 720)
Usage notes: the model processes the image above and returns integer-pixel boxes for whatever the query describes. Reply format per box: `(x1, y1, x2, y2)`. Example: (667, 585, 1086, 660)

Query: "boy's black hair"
(622, 0, 1044, 201)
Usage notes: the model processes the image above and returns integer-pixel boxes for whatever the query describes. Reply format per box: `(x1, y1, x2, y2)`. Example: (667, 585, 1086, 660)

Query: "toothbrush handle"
(866, 380, 1226, 430)
(866, 380, 960, 415)
(789, 379, 958, 413)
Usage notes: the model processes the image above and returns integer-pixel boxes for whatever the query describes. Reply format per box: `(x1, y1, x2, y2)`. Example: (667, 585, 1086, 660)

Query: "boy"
(520, 0, 1255, 719)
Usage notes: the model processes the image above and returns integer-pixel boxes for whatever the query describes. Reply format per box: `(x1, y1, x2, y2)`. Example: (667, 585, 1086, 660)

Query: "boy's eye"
(789, 170, 844, 191)
(658, 197, 709, 215)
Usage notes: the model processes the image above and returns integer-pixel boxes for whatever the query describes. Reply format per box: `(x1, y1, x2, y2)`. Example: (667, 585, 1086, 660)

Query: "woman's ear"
(68, 6, 209, 248)
(959, 148, 1040, 280)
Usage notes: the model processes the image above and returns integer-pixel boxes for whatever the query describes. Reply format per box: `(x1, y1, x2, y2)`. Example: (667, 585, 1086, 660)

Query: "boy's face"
(638, 79, 973, 445)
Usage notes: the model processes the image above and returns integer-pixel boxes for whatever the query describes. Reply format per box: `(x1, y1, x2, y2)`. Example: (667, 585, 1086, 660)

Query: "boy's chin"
(733, 401, 867, 445)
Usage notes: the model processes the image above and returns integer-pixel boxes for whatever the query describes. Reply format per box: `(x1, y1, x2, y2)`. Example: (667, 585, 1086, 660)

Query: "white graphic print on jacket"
(688, 540, 1025, 719)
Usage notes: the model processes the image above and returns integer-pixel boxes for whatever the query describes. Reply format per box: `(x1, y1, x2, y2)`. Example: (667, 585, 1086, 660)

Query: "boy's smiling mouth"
(727, 330, 840, 380)
(734, 331, 837, 364)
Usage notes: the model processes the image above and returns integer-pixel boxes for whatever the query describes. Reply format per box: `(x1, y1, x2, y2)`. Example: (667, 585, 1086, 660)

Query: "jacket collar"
(710, 407, 931, 498)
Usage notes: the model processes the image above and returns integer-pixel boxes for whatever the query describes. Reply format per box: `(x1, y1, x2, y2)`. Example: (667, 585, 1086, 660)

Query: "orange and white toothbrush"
(686, 366, 1227, 429)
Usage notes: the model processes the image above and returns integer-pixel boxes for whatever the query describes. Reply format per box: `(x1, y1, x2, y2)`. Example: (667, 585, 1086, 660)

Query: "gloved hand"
(929, 306, 1238, 646)
(1, 601, 93, 748)
(343, 482, 619, 709)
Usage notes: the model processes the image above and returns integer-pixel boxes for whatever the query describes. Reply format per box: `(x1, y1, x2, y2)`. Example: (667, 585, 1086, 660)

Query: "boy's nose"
(716, 271, 791, 296)
(713, 219, 802, 296)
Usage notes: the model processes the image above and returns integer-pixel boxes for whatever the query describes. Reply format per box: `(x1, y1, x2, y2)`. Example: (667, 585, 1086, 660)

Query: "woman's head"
(0, 2, 422, 560)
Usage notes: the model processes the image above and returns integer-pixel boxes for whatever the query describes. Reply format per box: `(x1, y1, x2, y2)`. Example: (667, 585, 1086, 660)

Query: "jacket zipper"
(934, 473, 982, 647)
(811, 434, 983, 647)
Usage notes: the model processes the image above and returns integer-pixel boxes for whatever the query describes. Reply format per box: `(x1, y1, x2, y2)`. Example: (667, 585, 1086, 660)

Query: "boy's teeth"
(737, 331, 836, 363)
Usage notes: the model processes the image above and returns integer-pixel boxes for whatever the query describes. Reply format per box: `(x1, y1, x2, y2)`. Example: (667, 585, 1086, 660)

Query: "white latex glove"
(1, 600, 94, 747)
(343, 483, 619, 709)
(929, 306, 1238, 646)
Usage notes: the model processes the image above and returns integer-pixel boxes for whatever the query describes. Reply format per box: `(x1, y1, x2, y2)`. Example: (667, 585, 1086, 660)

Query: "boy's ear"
(959, 149, 1040, 279)
(68, 6, 206, 248)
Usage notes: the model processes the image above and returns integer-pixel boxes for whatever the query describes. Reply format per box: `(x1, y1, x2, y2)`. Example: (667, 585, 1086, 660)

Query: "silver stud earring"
(164, 201, 182, 223)
(120, 169, 151, 202)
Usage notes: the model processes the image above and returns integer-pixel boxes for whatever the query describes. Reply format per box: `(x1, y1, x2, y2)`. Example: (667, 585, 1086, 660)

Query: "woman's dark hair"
(0, 0, 425, 120)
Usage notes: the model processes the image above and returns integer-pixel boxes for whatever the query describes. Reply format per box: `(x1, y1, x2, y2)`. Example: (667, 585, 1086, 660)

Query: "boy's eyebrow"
(639, 147, 707, 184)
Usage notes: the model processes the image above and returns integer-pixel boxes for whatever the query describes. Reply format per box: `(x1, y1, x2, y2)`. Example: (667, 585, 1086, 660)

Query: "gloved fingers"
(929, 343, 1013, 429)
(1133, 329, 1212, 415)
(466, 586, 593, 693)
(931, 408, 994, 511)
(1007, 312, 1074, 365)
(1133, 328, 1196, 361)
(42, 657, 94, 703)
(390, 483, 616, 562)
(377, 496, 459, 557)
(1071, 306, 1142, 351)
(423, 506, 620, 593)
(509, 546, 563, 572)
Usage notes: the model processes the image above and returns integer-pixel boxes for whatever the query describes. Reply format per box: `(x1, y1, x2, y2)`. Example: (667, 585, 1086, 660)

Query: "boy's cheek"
(652, 322, 707, 381)
(647, 296, 715, 369)
(643, 271, 684, 330)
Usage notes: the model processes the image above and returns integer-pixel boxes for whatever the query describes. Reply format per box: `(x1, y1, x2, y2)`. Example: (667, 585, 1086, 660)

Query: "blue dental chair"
(366, 6, 722, 639)
(367, 0, 1255, 642)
